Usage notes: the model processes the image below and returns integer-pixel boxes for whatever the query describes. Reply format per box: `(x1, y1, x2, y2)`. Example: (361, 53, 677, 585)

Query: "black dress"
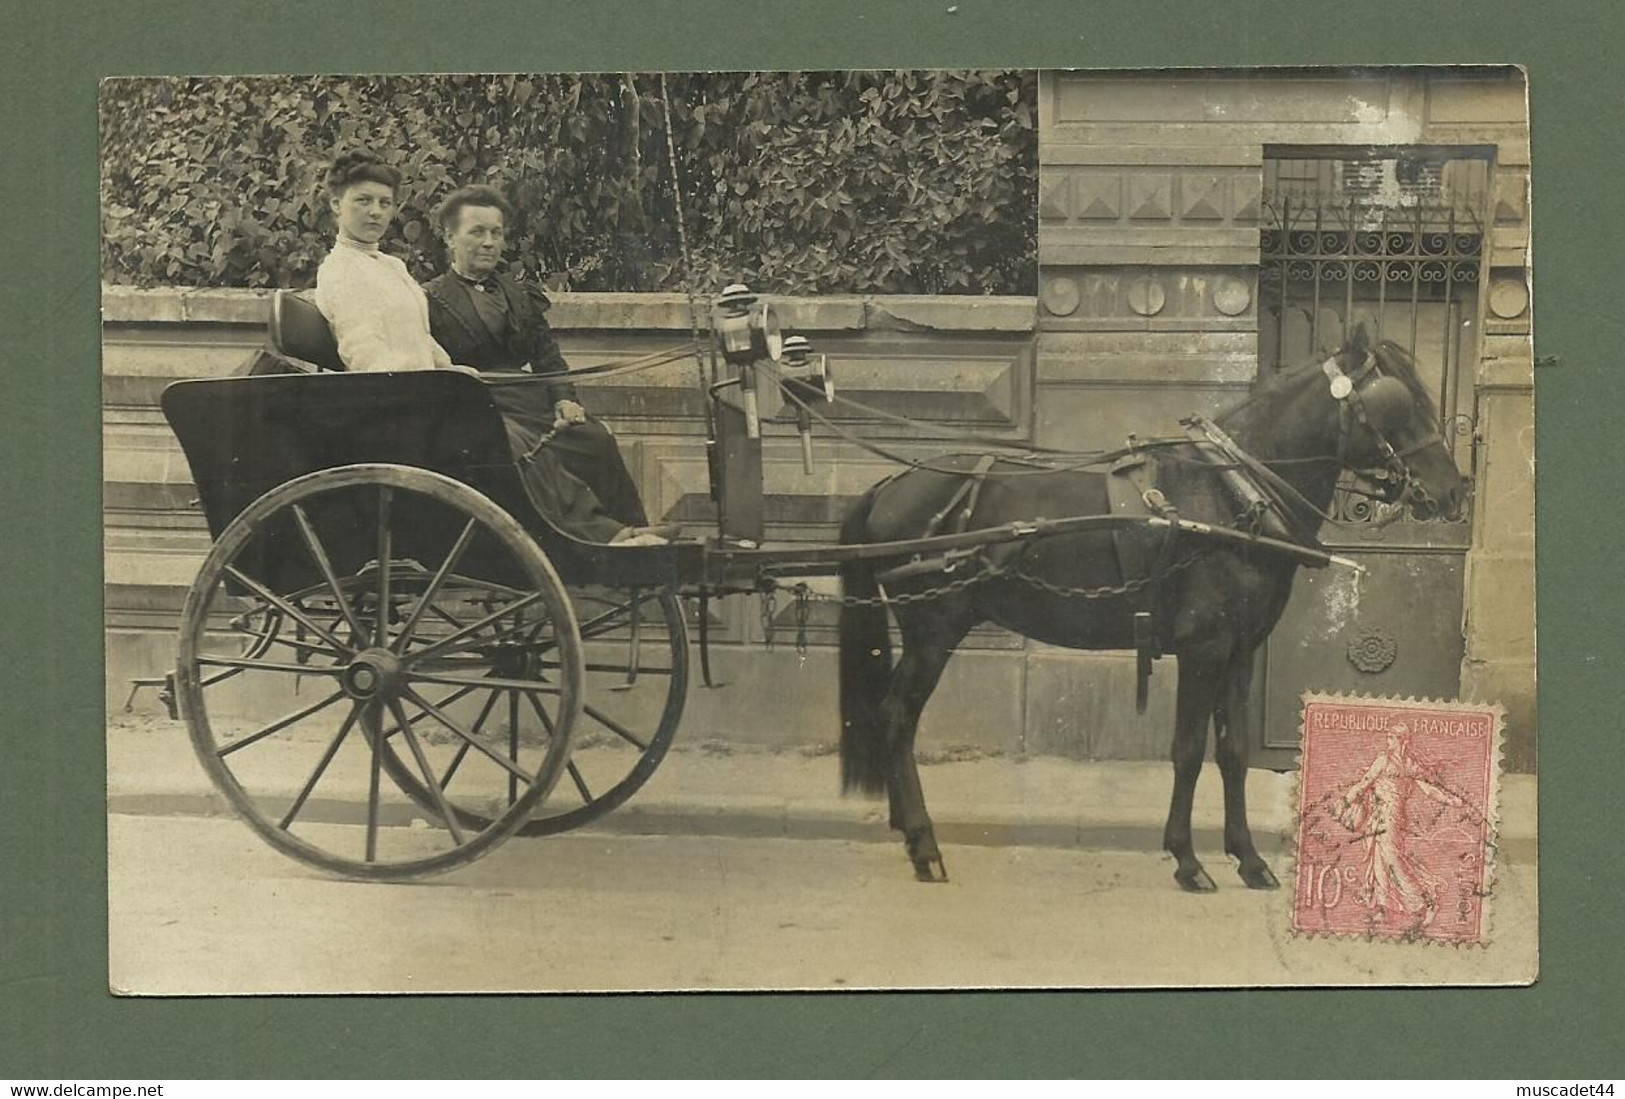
(424, 272, 650, 536)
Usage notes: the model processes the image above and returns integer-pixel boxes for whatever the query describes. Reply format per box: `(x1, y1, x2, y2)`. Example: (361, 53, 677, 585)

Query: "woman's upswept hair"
(436, 184, 515, 233)
(326, 150, 401, 199)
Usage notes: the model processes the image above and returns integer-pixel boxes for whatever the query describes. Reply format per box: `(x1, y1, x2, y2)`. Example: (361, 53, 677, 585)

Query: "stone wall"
(103, 286, 1048, 754)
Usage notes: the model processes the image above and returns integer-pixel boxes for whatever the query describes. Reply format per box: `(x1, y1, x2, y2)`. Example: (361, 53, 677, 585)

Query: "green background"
(2, 0, 1617, 1078)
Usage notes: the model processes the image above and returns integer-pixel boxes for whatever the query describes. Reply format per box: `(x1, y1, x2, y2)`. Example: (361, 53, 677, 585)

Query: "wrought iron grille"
(1259, 152, 1490, 527)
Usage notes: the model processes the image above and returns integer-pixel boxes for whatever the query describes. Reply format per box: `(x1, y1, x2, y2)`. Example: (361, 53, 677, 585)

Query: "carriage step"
(125, 672, 178, 720)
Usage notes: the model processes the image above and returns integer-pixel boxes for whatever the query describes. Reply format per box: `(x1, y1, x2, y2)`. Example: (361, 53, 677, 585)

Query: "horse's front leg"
(1215, 648, 1279, 889)
(1164, 646, 1227, 892)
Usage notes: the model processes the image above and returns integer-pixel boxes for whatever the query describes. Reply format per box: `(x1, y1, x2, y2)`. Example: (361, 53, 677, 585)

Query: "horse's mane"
(1370, 339, 1443, 426)
(1226, 337, 1441, 426)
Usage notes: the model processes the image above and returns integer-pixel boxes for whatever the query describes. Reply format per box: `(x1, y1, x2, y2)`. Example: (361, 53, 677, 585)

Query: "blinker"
(1359, 376, 1413, 433)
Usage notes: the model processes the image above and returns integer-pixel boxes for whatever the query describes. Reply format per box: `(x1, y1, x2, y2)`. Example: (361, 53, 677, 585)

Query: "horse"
(836, 328, 1468, 890)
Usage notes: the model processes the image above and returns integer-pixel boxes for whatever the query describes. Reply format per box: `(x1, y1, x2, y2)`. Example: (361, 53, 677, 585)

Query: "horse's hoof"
(1239, 861, 1280, 890)
(1175, 867, 1218, 893)
(913, 856, 949, 884)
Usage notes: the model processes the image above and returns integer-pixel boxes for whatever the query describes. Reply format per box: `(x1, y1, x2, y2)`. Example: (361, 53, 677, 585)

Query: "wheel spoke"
(565, 761, 593, 805)
(583, 703, 650, 752)
(410, 671, 564, 694)
(389, 698, 469, 847)
(574, 596, 661, 643)
(374, 487, 393, 648)
(199, 667, 245, 690)
(393, 518, 479, 654)
(224, 567, 353, 656)
(258, 633, 346, 662)
(291, 503, 369, 647)
(401, 687, 534, 784)
(522, 688, 558, 738)
(507, 691, 521, 807)
(442, 689, 501, 788)
(521, 689, 574, 804)
(197, 655, 346, 678)
(404, 591, 548, 667)
(398, 606, 525, 657)
(545, 660, 675, 677)
(524, 591, 660, 656)
(362, 701, 385, 863)
(218, 689, 347, 758)
(277, 701, 363, 830)
(623, 588, 643, 686)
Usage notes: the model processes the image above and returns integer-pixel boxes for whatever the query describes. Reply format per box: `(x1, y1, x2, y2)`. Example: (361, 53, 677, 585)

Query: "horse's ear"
(1346, 322, 1371, 356)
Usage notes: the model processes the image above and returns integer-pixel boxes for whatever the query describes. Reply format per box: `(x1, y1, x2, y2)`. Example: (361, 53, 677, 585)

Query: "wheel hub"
(342, 648, 406, 701)
(491, 641, 539, 680)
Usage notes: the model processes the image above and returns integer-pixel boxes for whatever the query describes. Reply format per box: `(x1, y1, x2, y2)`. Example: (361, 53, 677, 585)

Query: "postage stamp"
(1291, 694, 1504, 945)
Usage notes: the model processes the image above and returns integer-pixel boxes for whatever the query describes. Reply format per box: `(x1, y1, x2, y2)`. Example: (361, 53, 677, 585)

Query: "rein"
(773, 374, 1189, 478)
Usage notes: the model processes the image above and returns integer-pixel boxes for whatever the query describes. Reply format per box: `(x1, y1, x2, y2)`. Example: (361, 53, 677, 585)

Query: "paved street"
(109, 810, 1537, 994)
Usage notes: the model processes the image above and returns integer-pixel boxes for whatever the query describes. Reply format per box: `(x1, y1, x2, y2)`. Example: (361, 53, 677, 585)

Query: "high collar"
(335, 231, 381, 255)
(452, 264, 502, 289)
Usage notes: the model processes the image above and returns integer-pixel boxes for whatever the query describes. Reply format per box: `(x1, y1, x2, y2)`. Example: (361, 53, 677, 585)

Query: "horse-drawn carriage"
(157, 284, 1466, 888)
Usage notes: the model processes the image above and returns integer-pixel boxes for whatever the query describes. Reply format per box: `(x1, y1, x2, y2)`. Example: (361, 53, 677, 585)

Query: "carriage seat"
(268, 289, 347, 372)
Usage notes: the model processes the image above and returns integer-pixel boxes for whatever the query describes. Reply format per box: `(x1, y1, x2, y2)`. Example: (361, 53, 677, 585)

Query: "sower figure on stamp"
(424, 184, 666, 536)
(1335, 721, 1465, 926)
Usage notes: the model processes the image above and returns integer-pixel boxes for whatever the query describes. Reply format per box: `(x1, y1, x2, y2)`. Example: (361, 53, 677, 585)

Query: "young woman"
(313, 151, 454, 373)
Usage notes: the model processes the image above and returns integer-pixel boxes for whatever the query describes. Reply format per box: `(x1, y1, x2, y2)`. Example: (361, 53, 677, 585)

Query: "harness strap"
(922, 454, 998, 538)
(1184, 417, 1325, 549)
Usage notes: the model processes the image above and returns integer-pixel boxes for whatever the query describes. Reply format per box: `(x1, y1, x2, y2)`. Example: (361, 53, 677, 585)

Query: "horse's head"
(1320, 327, 1467, 521)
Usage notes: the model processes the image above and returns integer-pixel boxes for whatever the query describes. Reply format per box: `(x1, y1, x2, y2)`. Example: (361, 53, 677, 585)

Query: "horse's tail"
(838, 484, 893, 796)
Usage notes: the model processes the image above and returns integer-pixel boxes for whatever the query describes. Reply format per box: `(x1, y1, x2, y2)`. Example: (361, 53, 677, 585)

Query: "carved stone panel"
(1039, 163, 1265, 267)
(1038, 267, 1258, 331)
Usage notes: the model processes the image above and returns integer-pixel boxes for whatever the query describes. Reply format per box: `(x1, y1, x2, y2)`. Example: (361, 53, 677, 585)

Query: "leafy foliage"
(99, 71, 1037, 295)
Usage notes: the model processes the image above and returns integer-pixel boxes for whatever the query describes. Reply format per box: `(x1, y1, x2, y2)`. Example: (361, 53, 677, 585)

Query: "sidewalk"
(106, 714, 1538, 862)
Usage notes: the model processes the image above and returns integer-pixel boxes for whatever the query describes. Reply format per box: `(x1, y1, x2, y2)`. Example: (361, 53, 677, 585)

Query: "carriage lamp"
(713, 283, 784, 366)
(713, 283, 785, 440)
(780, 334, 819, 473)
(714, 284, 758, 363)
(780, 336, 834, 399)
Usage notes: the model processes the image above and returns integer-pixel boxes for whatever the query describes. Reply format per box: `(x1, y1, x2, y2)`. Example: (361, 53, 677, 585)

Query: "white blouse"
(313, 236, 450, 372)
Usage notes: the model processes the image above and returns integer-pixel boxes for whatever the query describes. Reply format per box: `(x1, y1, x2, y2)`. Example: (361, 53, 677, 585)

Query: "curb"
(107, 792, 1537, 863)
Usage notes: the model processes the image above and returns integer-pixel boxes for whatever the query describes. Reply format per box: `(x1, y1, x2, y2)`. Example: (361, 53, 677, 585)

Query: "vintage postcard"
(102, 66, 1536, 992)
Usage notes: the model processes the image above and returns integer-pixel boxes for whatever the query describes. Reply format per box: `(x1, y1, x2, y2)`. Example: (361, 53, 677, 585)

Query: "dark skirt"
(487, 382, 648, 542)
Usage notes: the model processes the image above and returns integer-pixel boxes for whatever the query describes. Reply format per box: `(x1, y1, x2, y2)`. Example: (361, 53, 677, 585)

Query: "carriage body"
(163, 370, 704, 594)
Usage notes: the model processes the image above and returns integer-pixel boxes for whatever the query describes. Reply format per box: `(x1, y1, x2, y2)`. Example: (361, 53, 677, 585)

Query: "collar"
(335, 231, 381, 255)
(452, 266, 502, 293)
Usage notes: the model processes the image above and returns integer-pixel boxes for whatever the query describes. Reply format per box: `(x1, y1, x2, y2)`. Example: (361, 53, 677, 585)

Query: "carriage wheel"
(380, 584, 688, 836)
(175, 464, 583, 881)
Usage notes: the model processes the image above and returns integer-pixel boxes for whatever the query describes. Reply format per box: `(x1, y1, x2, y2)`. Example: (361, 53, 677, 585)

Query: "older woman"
(313, 151, 669, 545)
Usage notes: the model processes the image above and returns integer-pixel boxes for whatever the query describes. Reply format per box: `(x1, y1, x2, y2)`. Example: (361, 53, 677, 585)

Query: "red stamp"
(1292, 695, 1503, 944)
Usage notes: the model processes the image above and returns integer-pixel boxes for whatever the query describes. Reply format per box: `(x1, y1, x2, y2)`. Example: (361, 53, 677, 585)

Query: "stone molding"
(101, 286, 1037, 334)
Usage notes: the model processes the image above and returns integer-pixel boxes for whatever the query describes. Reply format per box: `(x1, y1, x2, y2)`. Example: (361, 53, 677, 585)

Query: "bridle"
(1318, 350, 1449, 515)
